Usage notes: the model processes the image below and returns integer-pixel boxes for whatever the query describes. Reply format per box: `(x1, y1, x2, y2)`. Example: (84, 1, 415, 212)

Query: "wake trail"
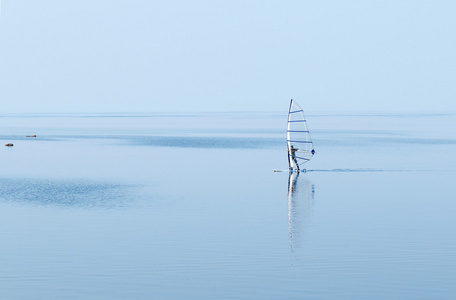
(274, 168, 416, 173)
(306, 169, 451, 172)
(274, 168, 406, 173)
(307, 169, 391, 172)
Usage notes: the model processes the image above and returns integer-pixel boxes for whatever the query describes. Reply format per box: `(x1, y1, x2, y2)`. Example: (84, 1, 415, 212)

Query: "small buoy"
(26, 135, 37, 137)
(5, 143, 13, 147)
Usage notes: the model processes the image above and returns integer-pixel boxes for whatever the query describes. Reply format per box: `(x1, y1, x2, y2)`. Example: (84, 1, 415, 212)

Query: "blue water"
(0, 112, 455, 299)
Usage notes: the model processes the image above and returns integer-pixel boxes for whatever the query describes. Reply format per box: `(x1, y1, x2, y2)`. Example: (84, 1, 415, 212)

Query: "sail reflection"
(287, 172, 315, 251)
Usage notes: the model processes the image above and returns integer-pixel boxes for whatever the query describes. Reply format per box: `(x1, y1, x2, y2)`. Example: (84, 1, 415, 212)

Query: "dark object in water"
(5, 143, 13, 147)
(26, 135, 37, 137)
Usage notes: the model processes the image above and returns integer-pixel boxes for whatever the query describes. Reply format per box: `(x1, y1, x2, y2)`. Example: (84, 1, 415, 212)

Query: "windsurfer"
(289, 145, 300, 171)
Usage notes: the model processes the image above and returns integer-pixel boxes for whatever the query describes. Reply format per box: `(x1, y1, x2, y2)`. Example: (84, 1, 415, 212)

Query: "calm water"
(0, 112, 455, 299)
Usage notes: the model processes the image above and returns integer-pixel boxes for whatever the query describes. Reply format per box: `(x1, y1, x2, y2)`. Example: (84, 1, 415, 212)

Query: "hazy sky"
(0, 0, 455, 113)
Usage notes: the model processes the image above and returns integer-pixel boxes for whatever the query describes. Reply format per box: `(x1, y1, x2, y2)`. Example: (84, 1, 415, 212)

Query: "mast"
(287, 99, 294, 170)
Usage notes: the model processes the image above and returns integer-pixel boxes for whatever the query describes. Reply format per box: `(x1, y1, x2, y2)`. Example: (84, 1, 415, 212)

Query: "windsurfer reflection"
(287, 171, 315, 252)
(288, 145, 300, 171)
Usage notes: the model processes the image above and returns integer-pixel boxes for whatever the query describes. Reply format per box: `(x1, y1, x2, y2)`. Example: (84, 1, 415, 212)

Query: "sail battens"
(287, 130, 309, 133)
(289, 110, 304, 114)
(295, 157, 310, 161)
(290, 154, 310, 160)
(288, 120, 306, 123)
(287, 140, 312, 144)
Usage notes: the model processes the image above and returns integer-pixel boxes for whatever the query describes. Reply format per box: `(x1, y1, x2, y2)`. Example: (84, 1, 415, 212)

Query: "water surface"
(0, 112, 455, 299)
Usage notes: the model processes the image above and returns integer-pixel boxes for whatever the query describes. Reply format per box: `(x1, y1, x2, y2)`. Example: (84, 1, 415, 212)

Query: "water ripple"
(0, 178, 135, 209)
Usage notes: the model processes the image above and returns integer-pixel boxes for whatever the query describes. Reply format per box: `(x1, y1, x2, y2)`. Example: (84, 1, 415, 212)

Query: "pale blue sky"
(0, 0, 455, 113)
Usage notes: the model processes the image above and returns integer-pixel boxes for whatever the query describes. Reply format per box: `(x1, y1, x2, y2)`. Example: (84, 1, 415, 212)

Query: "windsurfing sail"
(287, 99, 314, 171)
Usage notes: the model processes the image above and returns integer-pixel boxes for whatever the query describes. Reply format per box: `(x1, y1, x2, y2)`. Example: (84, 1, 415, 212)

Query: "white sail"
(287, 99, 314, 171)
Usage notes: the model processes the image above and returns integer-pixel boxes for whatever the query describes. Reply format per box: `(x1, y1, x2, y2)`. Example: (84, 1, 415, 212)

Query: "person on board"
(311, 149, 315, 155)
(289, 145, 300, 171)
